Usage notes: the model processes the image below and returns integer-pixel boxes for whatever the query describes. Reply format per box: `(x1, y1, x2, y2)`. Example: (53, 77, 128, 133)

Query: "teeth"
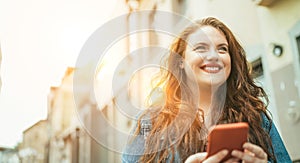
(204, 67, 220, 71)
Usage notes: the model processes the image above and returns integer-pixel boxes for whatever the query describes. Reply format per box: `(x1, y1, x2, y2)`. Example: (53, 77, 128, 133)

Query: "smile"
(200, 64, 223, 73)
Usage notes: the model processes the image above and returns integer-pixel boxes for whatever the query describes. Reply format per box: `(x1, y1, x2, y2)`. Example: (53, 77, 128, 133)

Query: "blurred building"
(47, 67, 122, 163)
(0, 146, 19, 163)
(47, 67, 89, 163)
(19, 120, 48, 163)
(47, 67, 78, 163)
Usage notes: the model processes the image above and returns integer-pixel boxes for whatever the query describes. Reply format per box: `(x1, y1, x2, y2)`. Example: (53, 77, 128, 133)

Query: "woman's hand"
(185, 142, 267, 163)
(231, 142, 268, 163)
(185, 150, 228, 163)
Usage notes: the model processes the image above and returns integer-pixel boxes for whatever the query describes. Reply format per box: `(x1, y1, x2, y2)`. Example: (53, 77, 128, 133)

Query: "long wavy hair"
(134, 17, 276, 162)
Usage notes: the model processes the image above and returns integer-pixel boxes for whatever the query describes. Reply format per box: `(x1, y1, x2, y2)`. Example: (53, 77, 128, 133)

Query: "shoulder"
(121, 111, 150, 163)
(260, 112, 292, 162)
(121, 108, 160, 162)
(139, 112, 153, 138)
(260, 112, 272, 132)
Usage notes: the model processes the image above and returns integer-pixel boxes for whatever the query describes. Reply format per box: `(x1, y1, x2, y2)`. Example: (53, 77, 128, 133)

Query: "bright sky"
(0, 0, 119, 148)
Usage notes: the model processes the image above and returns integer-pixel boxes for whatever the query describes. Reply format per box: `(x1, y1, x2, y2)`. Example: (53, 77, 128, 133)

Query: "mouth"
(200, 64, 223, 73)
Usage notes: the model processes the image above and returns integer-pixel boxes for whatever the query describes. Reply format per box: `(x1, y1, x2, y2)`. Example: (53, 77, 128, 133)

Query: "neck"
(198, 86, 214, 114)
(198, 82, 226, 111)
(186, 79, 224, 114)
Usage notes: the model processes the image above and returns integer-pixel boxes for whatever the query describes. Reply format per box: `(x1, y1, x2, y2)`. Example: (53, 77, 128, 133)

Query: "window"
(296, 35, 300, 65)
(289, 20, 300, 96)
(251, 57, 263, 78)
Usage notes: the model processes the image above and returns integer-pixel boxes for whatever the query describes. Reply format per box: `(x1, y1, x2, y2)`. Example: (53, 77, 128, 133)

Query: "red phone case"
(206, 122, 249, 162)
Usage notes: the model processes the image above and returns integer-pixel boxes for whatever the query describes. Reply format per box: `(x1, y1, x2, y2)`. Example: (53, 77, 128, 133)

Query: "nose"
(205, 49, 219, 61)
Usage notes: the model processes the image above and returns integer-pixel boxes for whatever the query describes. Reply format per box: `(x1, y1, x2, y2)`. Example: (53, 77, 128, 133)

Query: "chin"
(200, 80, 227, 89)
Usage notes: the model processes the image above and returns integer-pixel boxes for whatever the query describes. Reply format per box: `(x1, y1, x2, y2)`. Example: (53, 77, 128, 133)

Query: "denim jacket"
(122, 113, 292, 163)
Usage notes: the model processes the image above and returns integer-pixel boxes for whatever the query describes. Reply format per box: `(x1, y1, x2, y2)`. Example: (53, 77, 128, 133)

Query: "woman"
(122, 17, 291, 163)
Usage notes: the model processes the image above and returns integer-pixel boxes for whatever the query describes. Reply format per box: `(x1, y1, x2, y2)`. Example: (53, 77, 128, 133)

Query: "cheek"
(222, 54, 231, 67)
(185, 52, 202, 66)
(184, 55, 196, 67)
(222, 55, 231, 75)
(226, 59, 231, 77)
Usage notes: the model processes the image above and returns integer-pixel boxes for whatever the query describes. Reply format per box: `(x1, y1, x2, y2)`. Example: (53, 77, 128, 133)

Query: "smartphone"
(206, 122, 249, 162)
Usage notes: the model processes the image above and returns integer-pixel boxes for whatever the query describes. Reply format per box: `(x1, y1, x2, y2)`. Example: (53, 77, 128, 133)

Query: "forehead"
(186, 25, 228, 46)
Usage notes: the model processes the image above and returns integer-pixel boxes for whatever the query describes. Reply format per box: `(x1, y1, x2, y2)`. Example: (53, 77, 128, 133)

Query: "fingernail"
(222, 150, 228, 155)
(231, 150, 237, 156)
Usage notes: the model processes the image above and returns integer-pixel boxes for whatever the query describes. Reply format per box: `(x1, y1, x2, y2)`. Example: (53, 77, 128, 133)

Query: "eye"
(194, 45, 208, 52)
(218, 46, 228, 54)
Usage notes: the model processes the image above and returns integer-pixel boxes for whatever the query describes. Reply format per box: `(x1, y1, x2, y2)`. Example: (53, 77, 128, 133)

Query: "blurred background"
(0, 0, 300, 162)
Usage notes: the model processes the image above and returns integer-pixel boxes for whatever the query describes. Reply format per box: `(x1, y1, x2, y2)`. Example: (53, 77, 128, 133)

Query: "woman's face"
(183, 25, 231, 89)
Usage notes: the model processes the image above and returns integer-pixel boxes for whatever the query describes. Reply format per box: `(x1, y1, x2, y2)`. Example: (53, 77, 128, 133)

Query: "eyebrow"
(192, 42, 208, 47)
(192, 42, 228, 48)
(217, 43, 229, 47)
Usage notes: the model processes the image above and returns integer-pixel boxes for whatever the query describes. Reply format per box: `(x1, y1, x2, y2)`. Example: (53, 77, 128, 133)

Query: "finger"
(224, 157, 240, 163)
(203, 150, 228, 163)
(243, 142, 267, 159)
(185, 152, 207, 163)
(231, 150, 256, 162)
(244, 149, 255, 156)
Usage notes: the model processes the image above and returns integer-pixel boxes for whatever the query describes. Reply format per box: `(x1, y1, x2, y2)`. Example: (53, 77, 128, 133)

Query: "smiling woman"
(121, 17, 291, 163)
